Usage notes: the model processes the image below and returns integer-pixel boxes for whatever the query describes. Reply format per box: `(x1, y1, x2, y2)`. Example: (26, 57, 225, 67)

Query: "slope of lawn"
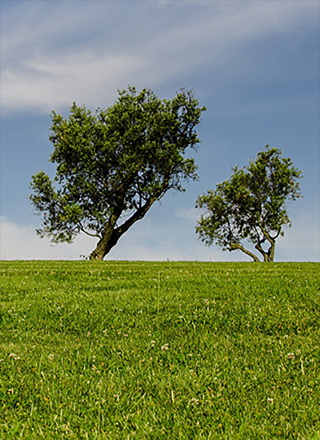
(0, 261, 319, 439)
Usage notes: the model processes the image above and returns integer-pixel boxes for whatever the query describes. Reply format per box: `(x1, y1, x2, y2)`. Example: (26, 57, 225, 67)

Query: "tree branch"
(79, 225, 102, 239)
(116, 197, 156, 237)
(255, 242, 268, 262)
(230, 243, 260, 262)
(258, 222, 275, 245)
(97, 197, 157, 258)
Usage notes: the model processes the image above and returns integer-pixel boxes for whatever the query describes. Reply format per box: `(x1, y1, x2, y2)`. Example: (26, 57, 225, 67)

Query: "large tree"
(30, 87, 206, 260)
(195, 146, 302, 262)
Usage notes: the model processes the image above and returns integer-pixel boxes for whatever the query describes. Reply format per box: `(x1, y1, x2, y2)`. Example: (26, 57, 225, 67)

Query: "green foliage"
(196, 146, 303, 262)
(30, 87, 206, 259)
(0, 261, 319, 438)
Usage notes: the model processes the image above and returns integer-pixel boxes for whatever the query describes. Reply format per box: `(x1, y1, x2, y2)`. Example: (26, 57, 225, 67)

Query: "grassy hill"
(0, 261, 319, 439)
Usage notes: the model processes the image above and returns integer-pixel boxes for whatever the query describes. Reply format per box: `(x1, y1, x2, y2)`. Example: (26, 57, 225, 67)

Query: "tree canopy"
(30, 86, 206, 260)
(195, 146, 303, 262)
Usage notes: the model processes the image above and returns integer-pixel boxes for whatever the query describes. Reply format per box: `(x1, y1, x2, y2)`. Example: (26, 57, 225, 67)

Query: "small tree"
(30, 87, 206, 260)
(195, 146, 302, 262)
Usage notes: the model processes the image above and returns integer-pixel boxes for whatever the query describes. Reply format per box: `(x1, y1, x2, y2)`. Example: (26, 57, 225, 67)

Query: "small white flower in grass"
(190, 398, 199, 405)
(161, 343, 169, 351)
(267, 398, 274, 402)
(48, 354, 54, 361)
(124, 334, 128, 337)
(287, 353, 295, 359)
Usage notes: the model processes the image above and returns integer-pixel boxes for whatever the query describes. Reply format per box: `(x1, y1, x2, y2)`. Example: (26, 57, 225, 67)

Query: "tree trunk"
(89, 210, 121, 260)
(267, 241, 275, 262)
(89, 239, 109, 260)
(89, 228, 123, 260)
(255, 242, 270, 262)
(89, 197, 156, 260)
(257, 225, 276, 262)
(89, 225, 116, 260)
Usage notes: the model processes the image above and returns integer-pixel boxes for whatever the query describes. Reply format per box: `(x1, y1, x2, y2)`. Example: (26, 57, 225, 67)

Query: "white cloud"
(1, 51, 143, 113)
(0, 216, 93, 260)
(1, 0, 317, 114)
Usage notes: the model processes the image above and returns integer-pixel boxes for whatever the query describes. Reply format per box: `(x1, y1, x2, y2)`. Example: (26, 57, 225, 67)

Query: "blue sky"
(0, 0, 319, 261)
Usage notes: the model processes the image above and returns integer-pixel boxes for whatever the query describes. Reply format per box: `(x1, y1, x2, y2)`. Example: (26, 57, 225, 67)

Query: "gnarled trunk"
(255, 234, 276, 262)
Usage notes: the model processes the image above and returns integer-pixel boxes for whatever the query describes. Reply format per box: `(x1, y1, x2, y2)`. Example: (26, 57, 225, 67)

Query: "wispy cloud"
(1, 51, 143, 113)
(1, 0, 318, 114)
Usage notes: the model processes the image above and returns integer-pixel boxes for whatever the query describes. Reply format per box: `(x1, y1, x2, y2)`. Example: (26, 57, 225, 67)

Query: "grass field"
(0, 261, 319, 439)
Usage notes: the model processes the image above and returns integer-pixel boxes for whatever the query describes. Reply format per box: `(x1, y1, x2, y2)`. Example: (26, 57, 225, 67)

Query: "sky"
(0, 0, 319, 262)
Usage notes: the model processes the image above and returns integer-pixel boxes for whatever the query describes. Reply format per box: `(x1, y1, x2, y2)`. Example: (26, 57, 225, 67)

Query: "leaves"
(195, 145, 303, 262)
(30, 87, 205, 258)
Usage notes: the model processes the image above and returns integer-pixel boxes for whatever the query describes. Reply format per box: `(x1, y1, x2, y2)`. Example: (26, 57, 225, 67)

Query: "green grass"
(0, 261, 319, 439)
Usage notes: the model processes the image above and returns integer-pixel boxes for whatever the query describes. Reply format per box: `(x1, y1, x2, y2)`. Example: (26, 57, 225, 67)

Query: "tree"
(30, 86, 206, 260)
(195, 146, 303, 262)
